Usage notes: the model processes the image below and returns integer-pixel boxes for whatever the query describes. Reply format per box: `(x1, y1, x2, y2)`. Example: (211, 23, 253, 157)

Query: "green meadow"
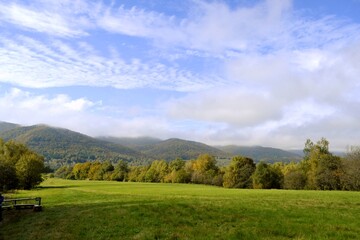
(1, 178, 360, 240)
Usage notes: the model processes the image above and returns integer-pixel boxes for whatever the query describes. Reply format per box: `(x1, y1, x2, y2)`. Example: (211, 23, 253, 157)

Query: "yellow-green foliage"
(0, 139, 44, 190)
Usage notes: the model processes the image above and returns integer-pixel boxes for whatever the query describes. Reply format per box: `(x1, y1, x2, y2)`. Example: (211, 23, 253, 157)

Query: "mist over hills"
(0, 121, 307, 168)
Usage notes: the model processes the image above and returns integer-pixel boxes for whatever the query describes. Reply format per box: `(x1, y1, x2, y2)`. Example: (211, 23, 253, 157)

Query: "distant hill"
(136, 138, 230, 161)
(98, 136, 162, 148)
(0, 121, 306, 168)
(288, 150, 305, 157)
(217, 145, 302, 163)
(0, 121, 20, 133)
(0, 124, 149, 167)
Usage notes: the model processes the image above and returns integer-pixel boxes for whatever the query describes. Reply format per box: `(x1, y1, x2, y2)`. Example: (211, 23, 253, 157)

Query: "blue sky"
(0, 0, 360, 150)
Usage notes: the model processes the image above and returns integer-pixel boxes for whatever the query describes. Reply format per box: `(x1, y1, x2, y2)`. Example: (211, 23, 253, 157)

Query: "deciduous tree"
(223, 156, 255, 188)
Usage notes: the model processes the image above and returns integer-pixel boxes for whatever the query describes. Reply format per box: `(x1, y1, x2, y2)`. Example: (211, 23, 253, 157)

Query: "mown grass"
(1, 178, 360, 240)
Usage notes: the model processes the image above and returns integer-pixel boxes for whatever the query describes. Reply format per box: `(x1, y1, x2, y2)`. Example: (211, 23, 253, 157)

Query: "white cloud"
(164, 36, 360, 149)
(0, 36, 217, 91)
(2, 88, 94, 112)
(0, 2, 87, 37)
(0, 88, 95, 125)
(166, 87, 282, 127)
(0, 0, 360, 150)
(97, 5, 174, 38)
(0, 88, 174, 138)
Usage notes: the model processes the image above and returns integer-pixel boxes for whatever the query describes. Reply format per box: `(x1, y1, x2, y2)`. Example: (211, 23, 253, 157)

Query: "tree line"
(54, 138, 360, 191)
(0, 139, 45, 190)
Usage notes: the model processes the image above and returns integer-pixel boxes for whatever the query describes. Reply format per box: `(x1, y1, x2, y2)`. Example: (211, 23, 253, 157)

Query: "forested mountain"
(0, 121, 305, 169)
(136, 138, 230, 161)
(98, 136, 162, 148)
(217, 145, 302, 163)
(0, 121, 20, 133)
(0, 124, 148, 168)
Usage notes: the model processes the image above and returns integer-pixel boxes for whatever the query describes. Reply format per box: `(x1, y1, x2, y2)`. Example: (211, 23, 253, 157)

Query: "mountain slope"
(98, 136, 162, 148)
(0, 124, 148, 166)
(217, 145, 302, 163)
(0, 121, 20, 133)
(137, 138, 230, 161)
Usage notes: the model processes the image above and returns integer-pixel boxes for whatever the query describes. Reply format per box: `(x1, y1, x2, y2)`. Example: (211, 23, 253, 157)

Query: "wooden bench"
(2, 197, 42, 211)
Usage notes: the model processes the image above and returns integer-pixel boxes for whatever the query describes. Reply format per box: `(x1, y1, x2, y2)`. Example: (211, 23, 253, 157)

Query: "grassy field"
(1, 178, 360, 240)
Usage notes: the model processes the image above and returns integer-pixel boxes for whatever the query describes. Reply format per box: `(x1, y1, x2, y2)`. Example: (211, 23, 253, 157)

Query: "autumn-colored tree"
(191, 154, 220, 185)
(164, 159, 190, 183)
(303, 138, 342, 190)
(223, 156, 255, 188)
(145, 160, 169, 182)
(72, 162, 91, 180)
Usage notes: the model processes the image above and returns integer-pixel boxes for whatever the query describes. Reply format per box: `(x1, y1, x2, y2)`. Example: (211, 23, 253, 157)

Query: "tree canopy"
(53, 138, 360, 192)
(0, 139, 45, 190)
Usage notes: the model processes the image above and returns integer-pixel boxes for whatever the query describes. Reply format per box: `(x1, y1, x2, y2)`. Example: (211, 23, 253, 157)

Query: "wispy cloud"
(1, 0, 360, 149)
(0, 36, 219, 91)
(0, 2, 88, 37)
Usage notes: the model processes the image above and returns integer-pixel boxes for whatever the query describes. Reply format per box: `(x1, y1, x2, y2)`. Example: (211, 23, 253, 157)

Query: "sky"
(0, 0, 360, 150)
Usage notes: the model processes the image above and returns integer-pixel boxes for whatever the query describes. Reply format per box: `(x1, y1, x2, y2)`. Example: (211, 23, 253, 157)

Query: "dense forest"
(0, 124, 150, 167)
(54, 138, 360, 191)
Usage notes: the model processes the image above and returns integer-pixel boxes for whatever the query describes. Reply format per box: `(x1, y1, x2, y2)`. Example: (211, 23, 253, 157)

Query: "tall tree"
(111, 160, 129, 182)
(303, 138, 342, 190)
(0, 155, 18, 190)
(164, 159, 190, 183)
(223, 156, 255, 188)
(191, 154, 220, 185)
(15, 152, 44, 190)
(145, 160, 169, 182)
(283, 162, 306, 190)
(252, 162, 283, 189)
(0, 139, 45, 190)
(341, 146, 360, 190)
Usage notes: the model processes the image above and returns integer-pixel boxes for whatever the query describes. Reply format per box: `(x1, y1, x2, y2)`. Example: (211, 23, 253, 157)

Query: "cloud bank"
(0, 0, 359, 149)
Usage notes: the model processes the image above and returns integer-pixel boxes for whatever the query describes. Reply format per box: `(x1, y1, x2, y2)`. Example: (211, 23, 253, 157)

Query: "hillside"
(0, 121, 304, 167)
(137, 138, 230, 161)
(217, 145, 302, 163)
(98, 136, 162, 148)
(0, 121, 20, 133)
(0, 124, 149, 167)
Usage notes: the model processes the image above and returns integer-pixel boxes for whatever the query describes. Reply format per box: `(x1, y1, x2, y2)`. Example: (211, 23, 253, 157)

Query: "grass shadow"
(35, 185, 79, 190)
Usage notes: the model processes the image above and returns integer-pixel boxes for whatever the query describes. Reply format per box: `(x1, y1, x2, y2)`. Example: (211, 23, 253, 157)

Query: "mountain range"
(105, 137, 230, 161)
(216, 145, 302, 163)
(0, 121, 303, 169)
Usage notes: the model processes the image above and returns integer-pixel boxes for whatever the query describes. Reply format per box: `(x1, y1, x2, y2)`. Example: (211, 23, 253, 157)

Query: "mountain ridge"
(98, 136, 162, 148)
(135, 138, 230, 161)
(0, 121, 308, 167)
(0, 123, 149, 168)
(216, 145, 302, 163)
